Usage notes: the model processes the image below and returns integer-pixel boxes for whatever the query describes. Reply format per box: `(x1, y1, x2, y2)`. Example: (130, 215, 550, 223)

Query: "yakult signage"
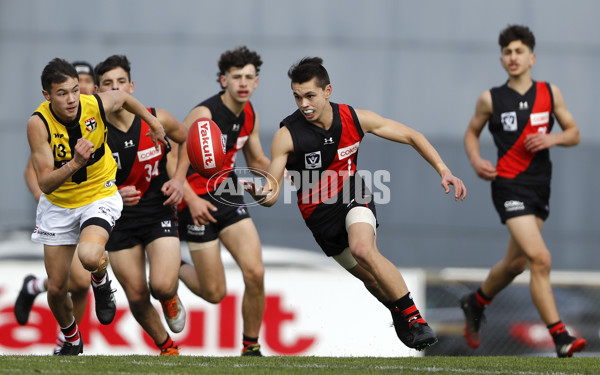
(0, 248, 425, 357)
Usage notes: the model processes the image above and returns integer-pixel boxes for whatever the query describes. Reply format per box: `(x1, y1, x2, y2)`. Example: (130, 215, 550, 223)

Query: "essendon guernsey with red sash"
(184, 92, 255, 200)
(489, 81, 554, 184)
(107, 108, 174, 226)
(281, 102, 366, 228)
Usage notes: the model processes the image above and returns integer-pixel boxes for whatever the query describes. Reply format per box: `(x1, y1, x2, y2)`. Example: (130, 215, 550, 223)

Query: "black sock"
(243, 334, 259, 348)
(547, 321, 569, 344)
(385, 292, 427, 327)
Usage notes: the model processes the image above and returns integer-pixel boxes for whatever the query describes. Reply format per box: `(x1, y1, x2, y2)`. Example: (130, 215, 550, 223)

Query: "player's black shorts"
(178, 189, 250, 243)
(308, 199, 378, 257)
(106, 214, 179, 252)
(491, 178, 550, 224)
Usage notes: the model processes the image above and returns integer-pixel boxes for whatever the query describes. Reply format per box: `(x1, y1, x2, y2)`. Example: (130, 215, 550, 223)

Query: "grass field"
(0, 355, 598, 375)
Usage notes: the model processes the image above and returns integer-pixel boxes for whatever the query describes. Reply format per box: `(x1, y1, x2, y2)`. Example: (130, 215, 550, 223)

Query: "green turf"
(0, 355, 598, 375)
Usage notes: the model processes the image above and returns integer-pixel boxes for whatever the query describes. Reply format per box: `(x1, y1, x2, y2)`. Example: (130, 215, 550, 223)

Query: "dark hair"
(216, 46, 262, 84)
(287, 57, 330, 89)
(94, 55, 132, 85)
(498, 25, 536, 51)
(41, 58, 78, 92)
(72, 61, 95, 81)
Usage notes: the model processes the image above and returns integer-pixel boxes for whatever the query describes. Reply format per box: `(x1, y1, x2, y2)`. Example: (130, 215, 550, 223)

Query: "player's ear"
(42, 90, 50, 101)
(220, 74, 227, 89)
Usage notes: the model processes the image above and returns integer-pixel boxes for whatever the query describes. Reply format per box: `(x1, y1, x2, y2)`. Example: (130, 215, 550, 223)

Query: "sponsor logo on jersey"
(324, 137, 334, 145)
(501, 111, 517, 132)
(104, 179, 116, 188)
(530, 111, 550, 126)
(232, 123, 241, 131)
(504, 200, 525, 212)
(305, 151, 322, 169)
(236, 206, 247, 216)
(85, 117, 97, 133)
(54, 133, 64, 138)
(161, 220, 171, 228)
(124, 140, 135, 148)
(337, 141, 360, 160)
(519, 101, 529, 110)
(137, 146, 162, 162)
(236, 136, 248, 150)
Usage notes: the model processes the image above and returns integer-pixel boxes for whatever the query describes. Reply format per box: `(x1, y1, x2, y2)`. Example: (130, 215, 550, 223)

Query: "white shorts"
(31, 192, 123, 246)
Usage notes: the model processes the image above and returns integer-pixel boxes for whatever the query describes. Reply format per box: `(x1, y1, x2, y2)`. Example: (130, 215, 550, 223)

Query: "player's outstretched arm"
(357, 109, 466, 201)
(244, 127, 292, 207)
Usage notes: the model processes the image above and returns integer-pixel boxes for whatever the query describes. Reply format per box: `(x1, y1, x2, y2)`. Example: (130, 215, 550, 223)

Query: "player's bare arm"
(524, 84, 580, 153)
(464, 90, 497, 181)
(24, 156, 42, 202)
(99, 90, 167, 149)
(357, 109, 467, 201)
(156, 109, 188, 206)
(27, 116, 93, 194)
(244, 126, 292, 206)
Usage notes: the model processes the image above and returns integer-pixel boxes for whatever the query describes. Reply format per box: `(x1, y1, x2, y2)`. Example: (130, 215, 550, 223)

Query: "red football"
(187, 118, 226, 178)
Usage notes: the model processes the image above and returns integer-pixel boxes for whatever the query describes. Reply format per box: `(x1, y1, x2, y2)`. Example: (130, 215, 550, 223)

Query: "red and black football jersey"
(281, 102, 366, 228)
(108, 108, 175, 227)
(488, 81, 555, 184)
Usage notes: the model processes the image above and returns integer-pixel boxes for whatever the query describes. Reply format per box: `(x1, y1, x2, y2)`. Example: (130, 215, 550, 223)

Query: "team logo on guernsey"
(305, 151, 322, 169)
(530, 111, 550, 126)
(501, 111, 517, 132)
(85, 117, 97, 133)
(137, 146, 162, 162)
(337, 141, 360, 160)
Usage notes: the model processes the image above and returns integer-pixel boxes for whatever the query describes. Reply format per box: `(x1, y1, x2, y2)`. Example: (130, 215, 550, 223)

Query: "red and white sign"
(0, 247, 425, 357)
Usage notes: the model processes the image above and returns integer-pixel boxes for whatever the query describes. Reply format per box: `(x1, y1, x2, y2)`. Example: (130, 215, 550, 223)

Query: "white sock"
(91, 273, 106, 287)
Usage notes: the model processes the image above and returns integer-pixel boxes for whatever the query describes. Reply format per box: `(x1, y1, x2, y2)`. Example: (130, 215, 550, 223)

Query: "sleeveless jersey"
(488, 81, 554, 184)
(107, 108, 174, 227)
(185, 92, 255, 197)
(281, 102, 365, 228)
(33, 94, 117, 208)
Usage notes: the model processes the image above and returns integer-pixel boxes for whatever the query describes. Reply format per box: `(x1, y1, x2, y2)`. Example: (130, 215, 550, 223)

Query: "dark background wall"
(1, 0, 598, 270)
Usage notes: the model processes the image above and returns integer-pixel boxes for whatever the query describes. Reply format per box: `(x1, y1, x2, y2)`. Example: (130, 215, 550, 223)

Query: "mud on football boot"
(409, 322, 438, 350)
(92, 274, 117, 325)
(14, 275, 38, 325)
(460, 293, 485, 349)
(241, 344, 263, 357)
(555, 335, 586, 358)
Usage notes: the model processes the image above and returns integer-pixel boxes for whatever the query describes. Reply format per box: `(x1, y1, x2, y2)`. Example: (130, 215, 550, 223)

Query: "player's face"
(500, 40, 535, 78)
(43, 76, 80, 122)
(97, 67, 134, 94)
(292, 77, 331, 124)
(221, 64, 258, 103)
(78, 73, 96, 95)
